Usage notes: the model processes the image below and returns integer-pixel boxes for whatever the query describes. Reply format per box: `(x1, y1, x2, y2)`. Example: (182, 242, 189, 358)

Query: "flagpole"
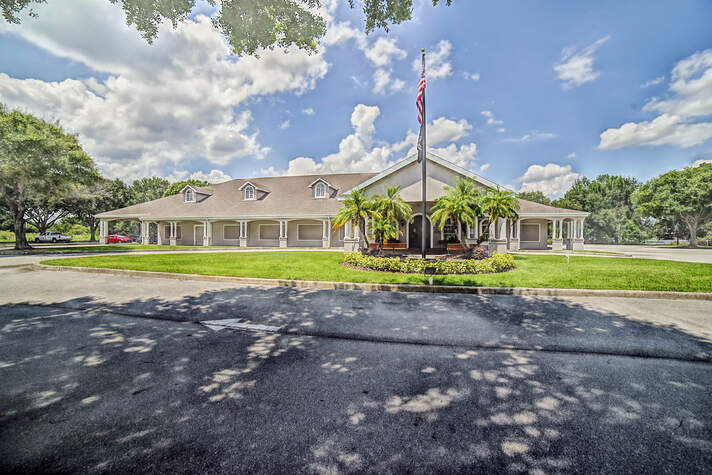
(420, 49, 427, 259)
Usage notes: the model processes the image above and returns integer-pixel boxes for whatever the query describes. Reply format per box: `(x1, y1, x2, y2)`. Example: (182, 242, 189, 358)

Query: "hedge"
(343, 252, 515, 275)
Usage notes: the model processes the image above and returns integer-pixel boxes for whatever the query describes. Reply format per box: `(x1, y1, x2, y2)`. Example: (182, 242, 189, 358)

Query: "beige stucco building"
(96, 153, 588, 252)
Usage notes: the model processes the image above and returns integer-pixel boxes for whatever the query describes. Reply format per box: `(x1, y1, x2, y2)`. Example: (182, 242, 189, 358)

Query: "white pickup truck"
(34, 231, 72, 243)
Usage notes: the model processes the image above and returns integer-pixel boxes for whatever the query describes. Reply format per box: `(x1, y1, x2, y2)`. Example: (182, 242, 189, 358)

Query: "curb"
(31, 263, 712, 301)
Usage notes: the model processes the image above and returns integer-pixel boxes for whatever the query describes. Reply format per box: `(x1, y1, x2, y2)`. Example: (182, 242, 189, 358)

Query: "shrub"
(343, 252, 515, 275)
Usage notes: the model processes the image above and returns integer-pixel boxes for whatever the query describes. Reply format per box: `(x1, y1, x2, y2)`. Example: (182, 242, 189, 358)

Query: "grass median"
(40, 251, 712, 292)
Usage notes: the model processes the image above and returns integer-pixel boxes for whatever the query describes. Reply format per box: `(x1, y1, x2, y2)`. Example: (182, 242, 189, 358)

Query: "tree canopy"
(0, 105, 99, 249)
(633, 163, 712, 247)
(553, 174, 641, 244)
(129, 176, 170, 205)
(2, 0, 453, 56)
(516, 191, 551, 206)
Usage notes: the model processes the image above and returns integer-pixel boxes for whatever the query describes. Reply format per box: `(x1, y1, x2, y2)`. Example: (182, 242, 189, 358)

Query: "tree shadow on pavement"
(1, 289, 711, 473)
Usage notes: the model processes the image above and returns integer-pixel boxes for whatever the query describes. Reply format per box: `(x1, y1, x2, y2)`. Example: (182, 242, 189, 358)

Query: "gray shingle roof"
(517, 198, 587, 215)
(96, 173, 378, 219)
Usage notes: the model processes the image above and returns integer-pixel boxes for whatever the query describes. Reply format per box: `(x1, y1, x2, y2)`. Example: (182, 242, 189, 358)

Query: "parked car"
(35, 231, 72, 243)
(108, 234, 132, 244)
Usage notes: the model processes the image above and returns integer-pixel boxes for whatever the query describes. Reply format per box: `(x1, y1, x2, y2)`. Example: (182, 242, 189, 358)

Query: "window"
(223, 225, 239, 240)
(175, 225, 182, 240)
(335, 226, 345, 241)
(184, 189, 195, 202)
(314, 182, 326, 198)
(521, 223, 540, 242)
(298, 224, 322, 241)
(259, 224, 279, 240)
(244, 185, 255, 200)
(442, 219, 458, 242)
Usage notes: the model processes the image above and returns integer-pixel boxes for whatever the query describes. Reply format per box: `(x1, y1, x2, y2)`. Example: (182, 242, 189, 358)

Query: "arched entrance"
(409, 215, 431, 250)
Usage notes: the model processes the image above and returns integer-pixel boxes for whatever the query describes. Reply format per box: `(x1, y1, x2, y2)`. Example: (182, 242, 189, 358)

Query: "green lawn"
(41, 251, 712, 292)
(0, 244, 239, 254)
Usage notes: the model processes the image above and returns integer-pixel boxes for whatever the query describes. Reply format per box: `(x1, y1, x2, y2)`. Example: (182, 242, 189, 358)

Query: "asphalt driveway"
(1, 265, 711, 473)
(585, 244, 712, 263)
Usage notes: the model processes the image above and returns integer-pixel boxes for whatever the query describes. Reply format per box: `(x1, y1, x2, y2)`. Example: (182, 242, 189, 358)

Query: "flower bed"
(343, 251, 515, 275)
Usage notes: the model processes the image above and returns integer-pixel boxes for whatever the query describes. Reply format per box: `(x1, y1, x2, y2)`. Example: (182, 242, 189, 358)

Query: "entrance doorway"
(194, 224, 204, 246)
(409, 215, 430, 249)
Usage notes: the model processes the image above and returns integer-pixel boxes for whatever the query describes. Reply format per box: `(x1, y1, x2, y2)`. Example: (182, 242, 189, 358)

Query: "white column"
(516, 219, 521, 240)
(474, 217, 479, 239)
(509, 221, 513, 240)
(345, 221, 352, 239)
(489, 221, 495, 240)
(580, 219, 584, 240)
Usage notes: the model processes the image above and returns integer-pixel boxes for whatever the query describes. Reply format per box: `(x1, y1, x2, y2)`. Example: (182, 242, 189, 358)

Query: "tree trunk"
(458, 220, 467, 250)
(89, 220, 98, 242)
(359, 219, 370, 248)
(685, 216, 698, 247)
(12, 209, 31, 250)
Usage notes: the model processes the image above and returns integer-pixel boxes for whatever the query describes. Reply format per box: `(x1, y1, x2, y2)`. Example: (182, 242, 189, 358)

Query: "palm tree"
(430, 177, 482, 250)
(372, 185, 413, 242)
(370, 216, 399, 252)
(481, 188, 520, 241)
(332, 189, 375, 249)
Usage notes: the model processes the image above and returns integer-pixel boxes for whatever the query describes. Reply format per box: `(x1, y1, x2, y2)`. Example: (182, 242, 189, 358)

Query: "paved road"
(585, 244, 712, 263)
(1, 265, 711, 473)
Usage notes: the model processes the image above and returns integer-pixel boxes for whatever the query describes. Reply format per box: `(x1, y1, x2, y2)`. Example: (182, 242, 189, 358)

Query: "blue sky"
(1, 0, 711, 197)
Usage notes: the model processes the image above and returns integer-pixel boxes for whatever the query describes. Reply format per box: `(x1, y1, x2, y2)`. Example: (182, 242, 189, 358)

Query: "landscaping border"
(31, 263, 712, 301)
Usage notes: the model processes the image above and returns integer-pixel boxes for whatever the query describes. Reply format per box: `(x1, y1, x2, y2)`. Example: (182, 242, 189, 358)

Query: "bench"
(369, 242, 407, 250)
(446, 243, 479, 252)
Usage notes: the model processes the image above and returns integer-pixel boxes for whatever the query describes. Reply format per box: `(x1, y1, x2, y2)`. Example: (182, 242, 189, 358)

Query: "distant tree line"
(517, 165, 712, 246)
(0, 105, 209, 248)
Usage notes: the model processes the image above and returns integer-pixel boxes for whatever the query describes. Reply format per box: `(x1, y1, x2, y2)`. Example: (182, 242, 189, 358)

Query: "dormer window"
(184, 189, 195, 202)
(244, 185, 255, 200)
(315, 182, 326, 199)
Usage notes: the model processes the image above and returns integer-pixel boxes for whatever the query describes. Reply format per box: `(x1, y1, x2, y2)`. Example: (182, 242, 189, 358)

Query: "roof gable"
(342, 152, 500, 196)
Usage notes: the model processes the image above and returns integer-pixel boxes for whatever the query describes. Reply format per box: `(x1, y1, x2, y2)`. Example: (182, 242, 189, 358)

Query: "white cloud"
(692, 159, 712, 167)
(481, 110, 503, 126)
(503, 131, 559, 143)
(279, 120, 291, 130)
(599, 50, 712, 150)
(373, 69, 405, 95)
(497, 127, 506, 133)
(641, 76, 664, 88)
(279, 104, 478, 175)
(351, 75, 366, 87)
(463, 72, 480, 81)
(554, 35, 610, 89)
(566, 152, 577, 159)
(165, 169, 233, 184)
(479, 163, 491, 172)
(516, 163, 580, 198)
(364, 37, 407, 67)
(0, 0, 331, 180)
(301, 108, 316, 116)
(190, 169, 234, 183)
(413, 40, 453, 80)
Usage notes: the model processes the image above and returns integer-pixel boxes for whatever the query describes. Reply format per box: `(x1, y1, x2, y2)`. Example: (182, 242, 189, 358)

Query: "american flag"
(416, 66, 426, 124)
(416, 51, 426, 162)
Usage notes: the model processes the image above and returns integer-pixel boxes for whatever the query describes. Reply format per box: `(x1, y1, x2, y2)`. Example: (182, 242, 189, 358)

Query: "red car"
(108, 234, 132, 244)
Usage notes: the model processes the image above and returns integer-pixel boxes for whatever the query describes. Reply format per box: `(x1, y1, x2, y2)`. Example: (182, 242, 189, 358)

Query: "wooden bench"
(446, 243, 479, 252)
(369, 242, 407, 251)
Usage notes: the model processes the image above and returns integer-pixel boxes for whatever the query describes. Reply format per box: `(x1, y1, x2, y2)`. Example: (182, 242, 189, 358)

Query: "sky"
(1, 0, 711, 198)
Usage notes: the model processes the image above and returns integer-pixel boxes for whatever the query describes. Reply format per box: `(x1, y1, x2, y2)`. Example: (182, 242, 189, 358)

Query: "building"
(96, 153, 588, 252)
